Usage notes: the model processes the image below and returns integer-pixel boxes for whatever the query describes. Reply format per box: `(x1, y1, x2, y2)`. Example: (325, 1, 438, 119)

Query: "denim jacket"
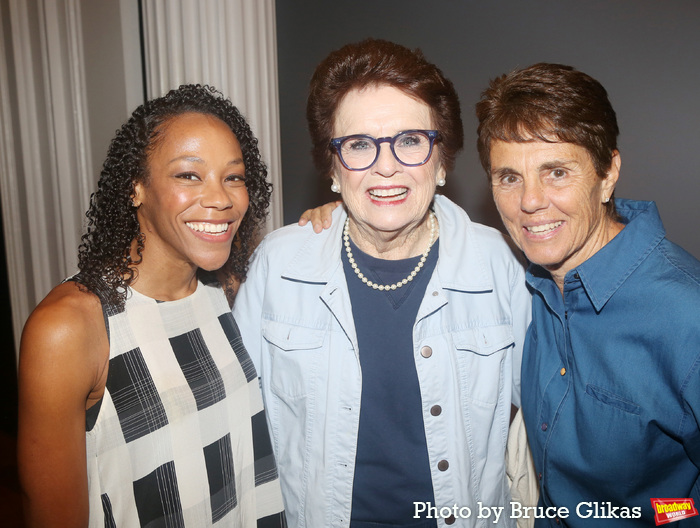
(233, 195, 531, 527)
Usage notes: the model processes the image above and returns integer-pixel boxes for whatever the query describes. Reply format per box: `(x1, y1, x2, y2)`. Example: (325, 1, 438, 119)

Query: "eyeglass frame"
(329, 129, 440, 171)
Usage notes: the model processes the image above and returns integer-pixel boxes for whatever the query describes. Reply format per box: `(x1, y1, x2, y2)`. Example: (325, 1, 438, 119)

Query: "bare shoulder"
(20, 281, 108, 401)
(22, 281, 104, 355)
(18, 281, 108, 527)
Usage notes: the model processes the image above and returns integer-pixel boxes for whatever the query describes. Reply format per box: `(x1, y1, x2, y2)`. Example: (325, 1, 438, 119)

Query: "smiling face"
(490, 139, 622, 288)
(133, 112, 249, 273)
(332, 85, 445, 253)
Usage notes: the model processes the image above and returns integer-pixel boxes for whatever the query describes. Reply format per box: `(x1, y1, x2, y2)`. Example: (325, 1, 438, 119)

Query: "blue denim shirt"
(523, 199, 700, 527)
(233, 196, 531, 528)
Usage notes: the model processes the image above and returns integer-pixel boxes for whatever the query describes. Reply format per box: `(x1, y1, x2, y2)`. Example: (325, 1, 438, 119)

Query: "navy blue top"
(523, 199, 700, 527)
(344, 236, 439, 528)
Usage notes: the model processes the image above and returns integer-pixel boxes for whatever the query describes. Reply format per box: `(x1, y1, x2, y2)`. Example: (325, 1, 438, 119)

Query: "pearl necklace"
(344, 212, 437, 291)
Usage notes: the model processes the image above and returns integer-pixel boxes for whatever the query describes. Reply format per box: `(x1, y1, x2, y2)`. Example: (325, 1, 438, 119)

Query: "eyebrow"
(538, 158, 578, 171)
(490, 158, 579, 177)
(168, 155, 244, 165)
(490, 166, 518, 178)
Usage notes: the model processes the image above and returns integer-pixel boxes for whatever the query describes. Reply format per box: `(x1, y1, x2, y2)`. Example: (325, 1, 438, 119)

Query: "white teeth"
(186, 222, 229, 234)
(526, 221, 562, 234)
(369, 188, 407, 199)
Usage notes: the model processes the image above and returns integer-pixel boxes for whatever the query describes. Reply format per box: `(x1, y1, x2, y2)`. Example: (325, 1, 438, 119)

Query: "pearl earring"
(331, 182, 340, 193)
(437, 178, 446, 187)
(603, 197, 610, 204)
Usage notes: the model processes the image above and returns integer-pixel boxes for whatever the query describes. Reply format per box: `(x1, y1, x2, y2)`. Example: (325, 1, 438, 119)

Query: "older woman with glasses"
(233, 39, 531, 528)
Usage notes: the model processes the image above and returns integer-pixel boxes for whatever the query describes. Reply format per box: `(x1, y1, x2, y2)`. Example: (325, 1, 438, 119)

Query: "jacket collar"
(280, 195, 495, 292)
(281, 205, 347, 284)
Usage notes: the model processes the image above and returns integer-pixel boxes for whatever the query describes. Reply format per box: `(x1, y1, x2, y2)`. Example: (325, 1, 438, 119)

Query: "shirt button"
(432, 290, 439, 297)
(420, 346, 433, 358)
(573, 272, 580, 280)
(541, 422, 548, 431)
(445, 515, 456, 525)
(438, 460, 449, 471)
(430, 405, 442, 416)
(560, 367, 566, 376)
(555, 517, 561, 525)
(538, 472, 542, 480)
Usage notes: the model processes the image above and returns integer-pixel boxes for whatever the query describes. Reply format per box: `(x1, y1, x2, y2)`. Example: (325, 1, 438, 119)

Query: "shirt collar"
(280, 195, 494, 292)
(527, 199, 666, 311)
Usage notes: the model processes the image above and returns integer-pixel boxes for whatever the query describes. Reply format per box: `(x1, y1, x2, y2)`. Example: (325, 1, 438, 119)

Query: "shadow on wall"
(0, 203, 17, 436)
(0, 201, 22, 526)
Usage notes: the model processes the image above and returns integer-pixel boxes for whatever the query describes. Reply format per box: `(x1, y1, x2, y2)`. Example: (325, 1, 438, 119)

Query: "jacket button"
(445, 515, 456, 525)
(438, 460, 449, 471)
(420, 346, 433, 358)
(560, 367, 566, 376)
(430, 405, 442, 416)
(541, 422, 548, 431)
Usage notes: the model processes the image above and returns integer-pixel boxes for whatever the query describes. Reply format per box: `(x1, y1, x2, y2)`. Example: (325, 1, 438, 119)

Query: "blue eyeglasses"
(330, 130, 439, 171)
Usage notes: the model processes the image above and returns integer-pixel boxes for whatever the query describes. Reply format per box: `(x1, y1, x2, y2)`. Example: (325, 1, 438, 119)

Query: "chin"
(527, 254, 566, 271)
(517, 245, 560, 268)
(195, 254, 232, 272)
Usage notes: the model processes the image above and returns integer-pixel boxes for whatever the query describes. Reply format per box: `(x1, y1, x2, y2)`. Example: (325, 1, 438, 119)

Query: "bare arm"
(297, 200, 343, 233)
(17, 282, 108, 528)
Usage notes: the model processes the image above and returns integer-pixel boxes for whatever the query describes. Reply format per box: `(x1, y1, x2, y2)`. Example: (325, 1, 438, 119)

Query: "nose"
(201, 180, 233, 209)
(373, 142, 401, 177)
(520, 177, 548, 213)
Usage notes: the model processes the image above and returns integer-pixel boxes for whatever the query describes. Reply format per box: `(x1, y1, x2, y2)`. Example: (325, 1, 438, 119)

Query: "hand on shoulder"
(298, 200, 343, 233)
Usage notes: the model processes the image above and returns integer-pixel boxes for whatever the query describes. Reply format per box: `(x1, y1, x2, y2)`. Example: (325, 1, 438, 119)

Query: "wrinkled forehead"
(489, 117, 561, 145)
(333, 84, 434, 133)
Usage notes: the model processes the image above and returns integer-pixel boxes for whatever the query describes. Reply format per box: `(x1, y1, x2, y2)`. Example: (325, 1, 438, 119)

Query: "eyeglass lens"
(339, 131, 433, 170)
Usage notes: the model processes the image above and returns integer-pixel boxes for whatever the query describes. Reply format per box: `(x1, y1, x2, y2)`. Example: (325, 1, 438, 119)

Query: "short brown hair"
(476, 63, 619, 215)
(307, 38, 463, 178)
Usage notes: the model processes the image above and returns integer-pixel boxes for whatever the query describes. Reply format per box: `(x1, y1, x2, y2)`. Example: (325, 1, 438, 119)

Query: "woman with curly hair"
(17, 85, 286, 527)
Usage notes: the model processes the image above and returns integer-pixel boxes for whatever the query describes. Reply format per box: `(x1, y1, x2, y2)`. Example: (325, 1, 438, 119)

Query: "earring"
(331, 181, 340, 193)
(603, 197, 610, 204)
(437, 178, 446, 187)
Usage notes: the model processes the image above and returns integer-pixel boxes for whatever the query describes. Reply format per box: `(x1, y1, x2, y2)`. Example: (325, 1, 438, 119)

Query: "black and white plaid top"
(83, 277, 286, 527)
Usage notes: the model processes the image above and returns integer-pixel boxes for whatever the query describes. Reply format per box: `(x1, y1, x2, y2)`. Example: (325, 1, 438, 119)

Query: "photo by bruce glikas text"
(414, 501, 642, 522)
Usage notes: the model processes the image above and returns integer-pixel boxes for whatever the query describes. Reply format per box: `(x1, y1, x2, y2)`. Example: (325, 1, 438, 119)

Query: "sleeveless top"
(82, 276, 286, 527)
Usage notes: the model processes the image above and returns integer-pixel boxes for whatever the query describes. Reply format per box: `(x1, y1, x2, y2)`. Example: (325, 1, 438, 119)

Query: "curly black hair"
(76, 84, 271, 308)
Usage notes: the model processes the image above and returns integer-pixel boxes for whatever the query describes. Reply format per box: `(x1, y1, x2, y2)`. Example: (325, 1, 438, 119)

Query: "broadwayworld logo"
(651, 498, 698, 525)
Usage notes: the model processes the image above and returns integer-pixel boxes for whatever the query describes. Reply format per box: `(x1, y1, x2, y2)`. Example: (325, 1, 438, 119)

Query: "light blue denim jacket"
(233, 196, 531, 527)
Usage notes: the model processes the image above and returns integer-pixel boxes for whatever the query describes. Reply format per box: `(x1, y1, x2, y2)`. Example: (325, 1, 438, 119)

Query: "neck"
(127, 239, 199, 301)
(348, 212, 436, 260)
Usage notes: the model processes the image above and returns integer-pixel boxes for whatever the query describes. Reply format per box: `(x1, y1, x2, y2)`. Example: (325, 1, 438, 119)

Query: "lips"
(185, 221, 230, 234)
(368, 187, 408, 202)
(525, 221, 562, 235)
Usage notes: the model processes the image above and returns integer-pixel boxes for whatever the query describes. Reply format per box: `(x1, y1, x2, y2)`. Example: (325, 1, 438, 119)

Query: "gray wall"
(276, 0, 700, 259)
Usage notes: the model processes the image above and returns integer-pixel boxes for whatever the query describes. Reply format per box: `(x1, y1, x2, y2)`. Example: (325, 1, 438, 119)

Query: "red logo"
(651, 498, 699, 525)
